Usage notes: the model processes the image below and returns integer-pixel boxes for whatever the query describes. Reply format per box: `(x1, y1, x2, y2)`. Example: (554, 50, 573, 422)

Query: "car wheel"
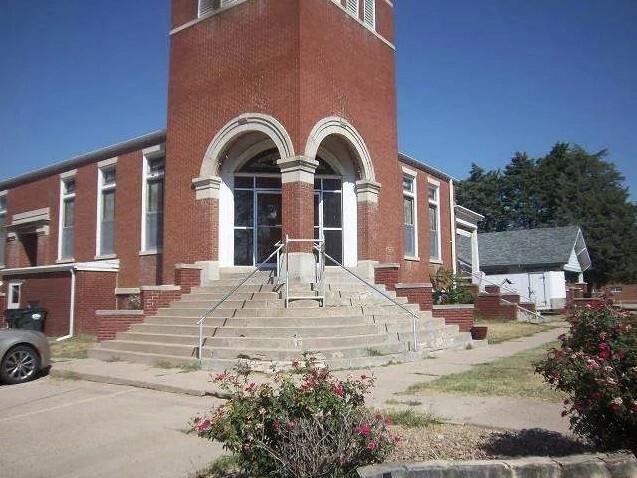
(1, 345, 41, 385)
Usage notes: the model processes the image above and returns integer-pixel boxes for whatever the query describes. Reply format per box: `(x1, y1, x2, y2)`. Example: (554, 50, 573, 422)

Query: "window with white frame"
(363, 0, 375, 28)
(346, 0, 359, 17)
(0, 196, 6, 266)
(97, 167, 116, 256)
(142, 157, 165, 252)
(7, 282, 21, 309)
(403, 175, 417, 258)
(59, 178, 76, 260)
(198, 0, 240, 17)
(428, 183, 440, 260)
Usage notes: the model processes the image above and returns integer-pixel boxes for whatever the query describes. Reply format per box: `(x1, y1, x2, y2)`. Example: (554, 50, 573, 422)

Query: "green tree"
(456, 143, 637, 285)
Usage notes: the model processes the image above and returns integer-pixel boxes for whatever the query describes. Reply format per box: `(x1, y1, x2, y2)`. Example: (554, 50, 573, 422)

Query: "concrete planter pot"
(470, 326, 488, 340)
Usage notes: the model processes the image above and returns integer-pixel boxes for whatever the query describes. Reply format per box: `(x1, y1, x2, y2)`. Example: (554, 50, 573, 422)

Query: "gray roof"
(476, 226, 590, 271)
(0, 130, 166, 190)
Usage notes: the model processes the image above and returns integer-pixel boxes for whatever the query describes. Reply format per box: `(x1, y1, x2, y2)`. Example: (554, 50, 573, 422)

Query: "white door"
(529, 273, 548, 308)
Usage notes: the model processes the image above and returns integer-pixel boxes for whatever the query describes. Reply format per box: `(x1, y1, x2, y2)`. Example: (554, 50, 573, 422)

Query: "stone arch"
(199, 113, 294, 178)
(304, 116, 375, 182)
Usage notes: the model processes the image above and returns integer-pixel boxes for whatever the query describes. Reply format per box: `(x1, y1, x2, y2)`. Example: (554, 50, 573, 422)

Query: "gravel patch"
(390, 423, 595, 462)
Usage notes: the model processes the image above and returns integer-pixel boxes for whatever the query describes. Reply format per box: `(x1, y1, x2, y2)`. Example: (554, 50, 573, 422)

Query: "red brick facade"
(0, 0, 461, 337)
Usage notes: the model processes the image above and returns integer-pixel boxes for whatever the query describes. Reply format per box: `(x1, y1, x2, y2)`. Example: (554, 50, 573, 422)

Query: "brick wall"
(604, 283, 637, 303)
(281, 182, 314, 252)
(74, 271, 117, 334)
(96, 310, 145, 342)
(3, 272, 72, 336)
(395, 283, 433, 311)
(432, 304, 475, 332)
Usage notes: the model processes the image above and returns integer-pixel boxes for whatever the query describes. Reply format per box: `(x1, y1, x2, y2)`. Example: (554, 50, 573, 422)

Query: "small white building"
(461, 226, 591, 310)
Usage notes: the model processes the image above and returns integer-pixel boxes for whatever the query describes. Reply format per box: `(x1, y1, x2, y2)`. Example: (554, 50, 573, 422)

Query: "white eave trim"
(0, 260, 120, 276)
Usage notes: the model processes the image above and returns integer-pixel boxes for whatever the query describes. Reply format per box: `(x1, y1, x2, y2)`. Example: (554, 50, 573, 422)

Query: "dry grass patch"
(407, 341, 565, 402)
(476, 319, 560, 344)
(50, 335, 97, 359)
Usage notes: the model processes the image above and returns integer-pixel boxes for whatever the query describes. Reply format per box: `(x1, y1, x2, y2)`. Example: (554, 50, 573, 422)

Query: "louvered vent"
(346, 0, 358, 16)
(363, 0, 375, 29)
(198, 0, 214, 17)
(198, 0, 240, 17)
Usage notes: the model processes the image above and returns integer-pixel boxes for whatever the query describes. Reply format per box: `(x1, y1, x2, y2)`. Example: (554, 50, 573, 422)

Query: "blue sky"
(1, 0, 635, 201)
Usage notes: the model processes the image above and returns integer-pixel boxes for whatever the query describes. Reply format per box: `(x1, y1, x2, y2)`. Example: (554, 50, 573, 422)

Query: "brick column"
(395, 282, 433, 310)
(374, 263, 400, 291)
(277, 156, 317, 281)
(140, 285, 182, 316)
(174, 264, 202, 294)
(355, 180, 381, 261)
(191, 176, 222, 282)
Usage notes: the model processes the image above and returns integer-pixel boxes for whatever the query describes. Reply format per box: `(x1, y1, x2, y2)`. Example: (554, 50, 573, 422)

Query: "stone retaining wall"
(358, 452, 637, 477)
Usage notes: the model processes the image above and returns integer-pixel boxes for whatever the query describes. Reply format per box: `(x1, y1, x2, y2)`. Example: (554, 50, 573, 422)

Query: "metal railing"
(465, 271, 545, 322)
(283, 235, 325, 307)
(195, 241, 285, 361)
(321, 251, 421, 352)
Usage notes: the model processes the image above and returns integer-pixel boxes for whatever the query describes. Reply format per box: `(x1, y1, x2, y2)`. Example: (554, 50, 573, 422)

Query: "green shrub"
(534, 303, 637, 453)
(192, 354, 399, 477)
(431, 267, 474, 305)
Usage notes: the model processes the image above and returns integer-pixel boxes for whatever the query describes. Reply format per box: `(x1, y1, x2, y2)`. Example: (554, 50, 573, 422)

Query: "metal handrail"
(283, 235, 325, 307)
(322, 251, 420, 352)
(196, 241, 285, 361)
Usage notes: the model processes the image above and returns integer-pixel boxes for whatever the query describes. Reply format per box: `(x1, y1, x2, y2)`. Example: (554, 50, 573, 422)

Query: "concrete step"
(168, 299, 284, 310)
(96, 339, 407, 361)
(117, 331, 398, 350)
(185, 291, 280, 301)
(191, 284, 276, 294)
(87, 347, 199, 366)
(129, 322, 383, 337)
(143, 315, 376, 327)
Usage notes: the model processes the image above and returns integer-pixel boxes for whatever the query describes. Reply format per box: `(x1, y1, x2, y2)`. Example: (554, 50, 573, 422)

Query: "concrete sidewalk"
(51, 325, 569, 432)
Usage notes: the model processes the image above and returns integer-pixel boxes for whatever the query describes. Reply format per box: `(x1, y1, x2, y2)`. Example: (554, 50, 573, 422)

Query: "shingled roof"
(476, 226, 591, 271)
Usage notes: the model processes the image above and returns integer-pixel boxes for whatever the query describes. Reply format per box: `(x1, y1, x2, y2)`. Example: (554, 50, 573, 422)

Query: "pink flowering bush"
(192, 354, 399, 477)
(535, 303, 637, 453)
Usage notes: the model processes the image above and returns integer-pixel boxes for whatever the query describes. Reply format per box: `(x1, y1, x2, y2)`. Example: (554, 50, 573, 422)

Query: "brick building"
(0, 0, 469, 336)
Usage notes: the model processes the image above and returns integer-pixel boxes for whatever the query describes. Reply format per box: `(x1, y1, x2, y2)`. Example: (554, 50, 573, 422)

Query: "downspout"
(56, 268, 76, 342)
(449, 179, 457, 274)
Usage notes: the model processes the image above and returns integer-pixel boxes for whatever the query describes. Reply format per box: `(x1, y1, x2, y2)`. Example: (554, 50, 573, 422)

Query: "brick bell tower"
(164, 0, 400, 282)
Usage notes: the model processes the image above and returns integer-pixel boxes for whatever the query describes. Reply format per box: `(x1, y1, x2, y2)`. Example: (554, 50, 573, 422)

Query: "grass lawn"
(407, 341, 565, 403)
(50, 335, 97, 359)
(476, 319, 562, 344)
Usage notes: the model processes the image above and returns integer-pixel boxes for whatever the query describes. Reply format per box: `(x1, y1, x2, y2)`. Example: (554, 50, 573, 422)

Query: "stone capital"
(355, 179, 381, 203)
(192, 176, 222, 200)
(277, 155, 319, 184)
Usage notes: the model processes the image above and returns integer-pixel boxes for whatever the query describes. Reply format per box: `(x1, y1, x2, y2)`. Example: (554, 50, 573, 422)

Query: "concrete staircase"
(89, 268, 473, 370)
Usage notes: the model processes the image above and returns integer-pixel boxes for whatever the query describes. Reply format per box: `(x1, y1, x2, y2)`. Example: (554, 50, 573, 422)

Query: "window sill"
(56, 258, 75, 264)
(429, 258, 443, 265)
(404, 256, 420, 262)
(94, 254, 118, 261)
(139, 250, 162, 256)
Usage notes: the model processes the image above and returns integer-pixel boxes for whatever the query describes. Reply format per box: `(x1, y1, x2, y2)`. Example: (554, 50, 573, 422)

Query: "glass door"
(314, 178, 343, 265)
(256, 192, 282, 264)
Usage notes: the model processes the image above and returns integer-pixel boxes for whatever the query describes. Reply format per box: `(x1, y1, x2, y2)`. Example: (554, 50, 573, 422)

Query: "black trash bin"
(3, 307, 47, 331)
